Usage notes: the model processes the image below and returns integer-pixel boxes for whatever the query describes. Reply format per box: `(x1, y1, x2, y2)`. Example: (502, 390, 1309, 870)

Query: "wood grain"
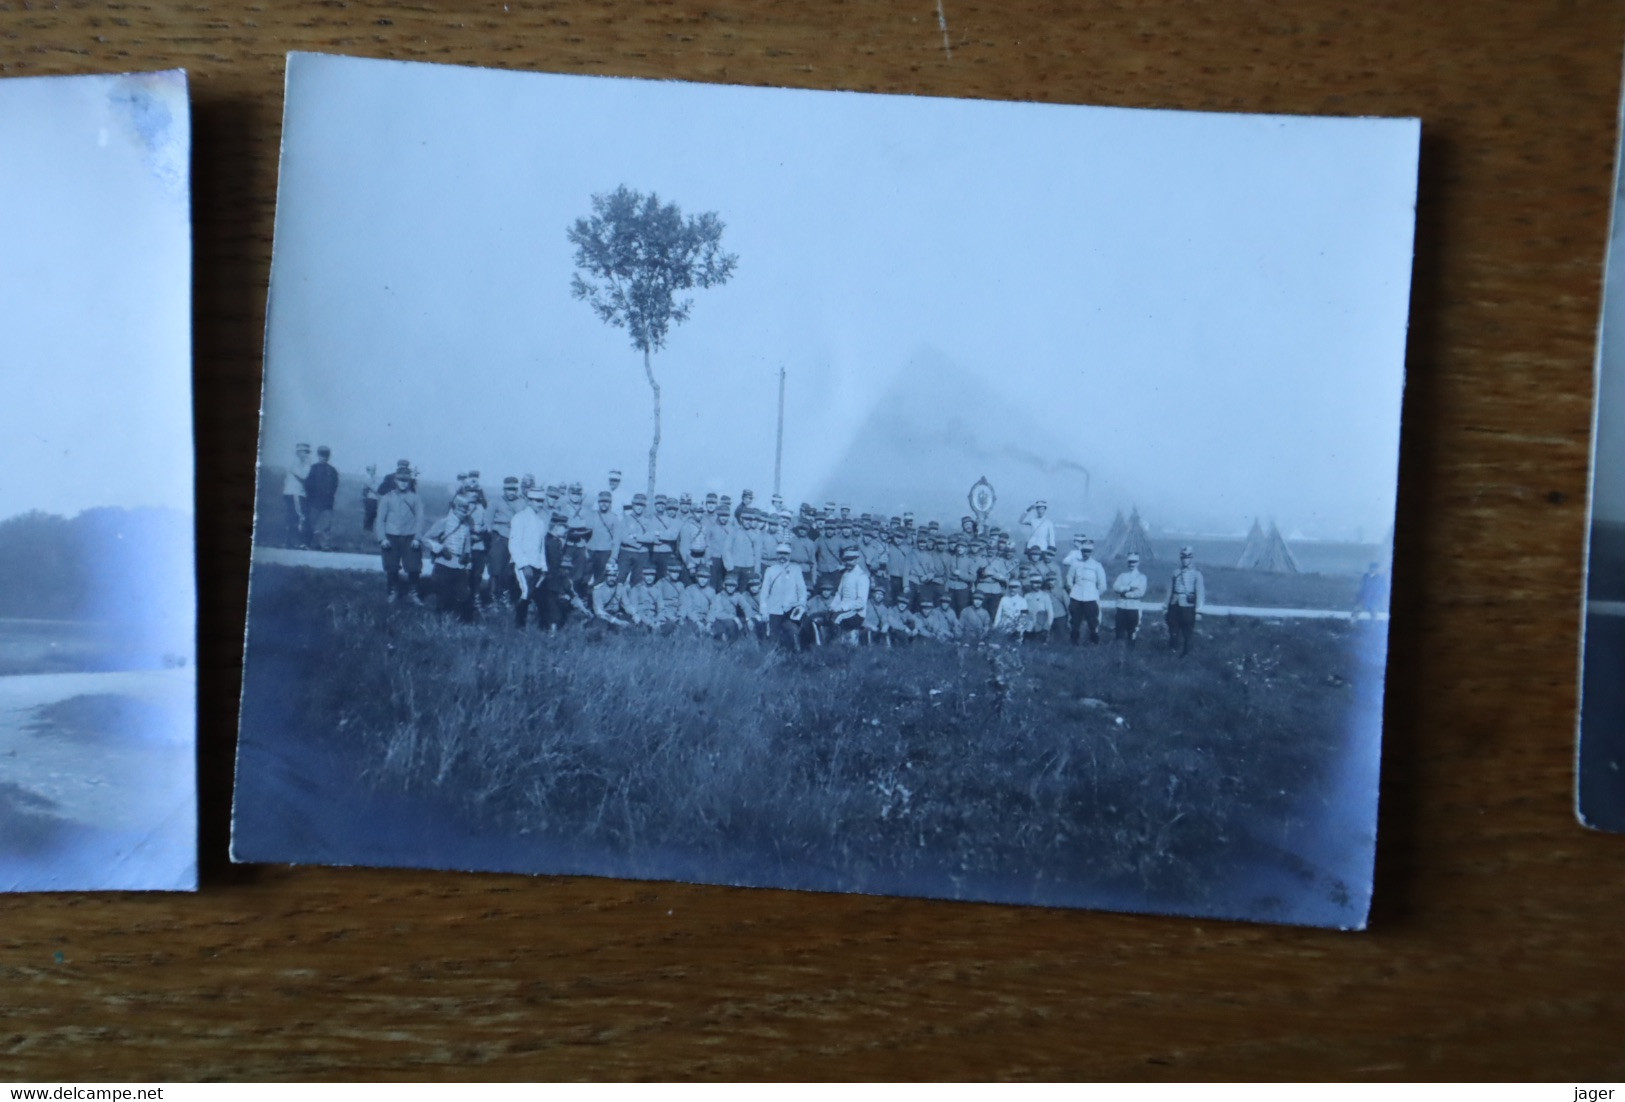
(3, 0, 1624, 1080)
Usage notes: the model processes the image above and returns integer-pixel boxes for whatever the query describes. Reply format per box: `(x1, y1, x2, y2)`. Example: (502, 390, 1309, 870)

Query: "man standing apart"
(302, 446, 339, 551)
(1167, 546, 1205, 656)
(375, 459, 423, 604)
(1066, 537, 1109, 645)
(283, 443, 312, 548)
(1111, 552, 1149, 647)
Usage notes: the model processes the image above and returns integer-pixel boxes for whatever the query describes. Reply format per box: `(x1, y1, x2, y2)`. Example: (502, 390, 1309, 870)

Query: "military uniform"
(1167, 555, 1205, 655)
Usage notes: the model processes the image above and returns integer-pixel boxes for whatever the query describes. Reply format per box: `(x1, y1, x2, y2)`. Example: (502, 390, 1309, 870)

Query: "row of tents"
(1092, 509, 1300, 573)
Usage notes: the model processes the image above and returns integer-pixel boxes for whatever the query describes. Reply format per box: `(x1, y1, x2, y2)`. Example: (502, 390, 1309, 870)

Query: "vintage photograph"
(0, 70, 196, 892)
(1579, 97, 1625, 833)
(233, 53, 1418, 927)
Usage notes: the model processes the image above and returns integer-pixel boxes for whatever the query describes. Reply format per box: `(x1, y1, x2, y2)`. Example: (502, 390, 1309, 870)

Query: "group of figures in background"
(276, 448, 1217, 654)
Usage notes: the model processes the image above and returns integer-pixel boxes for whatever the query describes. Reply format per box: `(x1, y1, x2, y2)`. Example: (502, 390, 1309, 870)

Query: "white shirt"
(833, 564, 871, 615)
(760, 562, 809, 615)
(508, 506, 549, 572)
(1067, 558, 1108, 602)
(1023, 510, 1056, 551)
(1112, 568, 1148, 602)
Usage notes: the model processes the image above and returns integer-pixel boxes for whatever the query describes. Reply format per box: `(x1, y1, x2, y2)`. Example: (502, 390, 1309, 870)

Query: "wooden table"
(3, 0, 1623, 1081)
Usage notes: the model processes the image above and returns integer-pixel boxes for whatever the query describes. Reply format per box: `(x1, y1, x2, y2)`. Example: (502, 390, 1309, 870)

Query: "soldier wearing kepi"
(303, 446, 339, 551)
(585, 490, 619, 584)
(375, 459, 423, 604)
(1019, 499, 1056, 553)
(509, 488, 548, 629)
(832, 546, 871, 644)
(759, 541, 809, 650)
(1111, 552, 1149, 647)
(422, 496, 479, 623)
(1065, 537, 1108, 645)
(485, 476, 522, 606)
(1166, 545, 1206, 656)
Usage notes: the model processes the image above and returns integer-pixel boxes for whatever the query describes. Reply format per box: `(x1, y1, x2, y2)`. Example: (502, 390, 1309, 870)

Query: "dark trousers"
(1068, 598, 1101, 644)
(487, 534, 513, 602)
(768, 612, 802, 650)
(380, 535, 422, 595)
(1114, 607, 1142, 647)
(468, 548, 489, 606)
(435, 566, 475, 623)
(617, 548, 649, 580)
(948, 587, 970, 614)
(1168, 604, 1197, 655)
(590, 549, 612, 585)
(514, 568, 546, 628)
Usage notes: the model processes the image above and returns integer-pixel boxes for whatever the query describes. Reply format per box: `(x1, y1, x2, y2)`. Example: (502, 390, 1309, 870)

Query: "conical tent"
(1113, 507, 1156, 563)
(1238, 520, 1299, 573)
(1098, 509, 1129, 560)
(1237, 518, 1267, 567)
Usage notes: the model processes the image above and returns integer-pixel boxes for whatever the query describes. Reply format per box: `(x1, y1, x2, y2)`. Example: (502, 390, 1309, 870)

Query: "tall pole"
(774, 365, 785, 497)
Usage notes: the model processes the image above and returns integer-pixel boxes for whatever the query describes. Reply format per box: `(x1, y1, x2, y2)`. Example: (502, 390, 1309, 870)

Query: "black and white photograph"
(233, 53, 1417, 927)
(0, 70, 197, 892)
(1579, 94, 1625, 833)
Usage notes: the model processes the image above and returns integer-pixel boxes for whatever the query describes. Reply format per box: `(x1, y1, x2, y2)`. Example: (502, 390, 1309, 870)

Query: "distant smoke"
(939, 419, 1090, 495)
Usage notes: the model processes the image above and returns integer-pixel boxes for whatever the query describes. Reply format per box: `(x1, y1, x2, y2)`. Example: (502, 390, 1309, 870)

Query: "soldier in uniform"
(586, 490, 619, 584)
(651, 561, 685, 627)
(485, 476, 522, 606)
(760, 541, 809, 650)
(622, 564, 661, 629)
(1066, 537, 1108, 645)
(591, 560, 631, 627)
(679, 572, 715, 630)
(1019, 499, 1056, 553)
(283, 443, 312, 548)
(958, 590, 992, 642)
(1166, 546, 1205, 656)
(422, 497, 479, 623)
(832, 547, 871, 644)
(605, 468, 626, 514)
(509, 489, 549, 629)
(708, 574, 752, 640)
(375, 459, 423, 604)
(719, 508, 758, 589)
(617, 492, 655, 580)
(1111, 552, 1149, 647)
(918, 595, 959, 643)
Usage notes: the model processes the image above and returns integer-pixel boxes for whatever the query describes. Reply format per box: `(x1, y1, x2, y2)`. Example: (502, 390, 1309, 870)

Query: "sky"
(262, 54, 1419, 539)
(0, 71, 193, 521)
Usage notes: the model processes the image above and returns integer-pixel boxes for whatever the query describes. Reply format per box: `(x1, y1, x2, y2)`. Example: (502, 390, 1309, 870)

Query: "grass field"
(235, 564, 1387, 925)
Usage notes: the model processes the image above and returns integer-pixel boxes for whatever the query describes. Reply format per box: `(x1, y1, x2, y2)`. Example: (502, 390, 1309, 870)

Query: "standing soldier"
(760, 542, 809, 650)
(422, 497, 478, 623)
(586, 490, 619, 584)
(303, 446, 339, 551)
(604, 469, 626, 514)
(617, 493, 654, 580)
(376, 459, 423, 604)
(1020, 499, 1056, 553)
(720, 509, 758, 589)
(1111, 552, 1149, 647)
(1066, 537, 1108, 645)
(486, 476, 522, 607)
(788, 521, 817, 588)
(814, 517, 846, 594)
(1167, 546, 1206, 656)
(283, 443, 312, 548)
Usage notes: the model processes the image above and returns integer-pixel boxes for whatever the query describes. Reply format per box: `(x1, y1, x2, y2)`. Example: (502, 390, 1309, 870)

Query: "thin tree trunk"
(644, 345, 660, 498)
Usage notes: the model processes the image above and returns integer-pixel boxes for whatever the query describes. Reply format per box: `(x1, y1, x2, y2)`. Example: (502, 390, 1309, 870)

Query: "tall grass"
(247, 565, 1378, 909)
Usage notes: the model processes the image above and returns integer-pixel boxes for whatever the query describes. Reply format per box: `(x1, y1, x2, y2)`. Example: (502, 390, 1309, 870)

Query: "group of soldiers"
(344, 457, 1210, 654)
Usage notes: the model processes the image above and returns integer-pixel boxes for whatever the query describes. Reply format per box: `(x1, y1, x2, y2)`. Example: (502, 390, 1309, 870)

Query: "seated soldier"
(958, 590, 993, 642)
(707, 573, 753, 641)
(679, 572, 715, 629)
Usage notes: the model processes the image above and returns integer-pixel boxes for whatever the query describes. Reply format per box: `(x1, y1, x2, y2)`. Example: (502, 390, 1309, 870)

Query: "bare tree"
(568, 185, 738, 496)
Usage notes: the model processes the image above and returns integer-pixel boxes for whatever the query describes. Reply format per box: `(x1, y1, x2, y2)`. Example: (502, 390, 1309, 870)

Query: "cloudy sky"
(262, 54, 1418, 539)
(0, 71, 192, 522)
